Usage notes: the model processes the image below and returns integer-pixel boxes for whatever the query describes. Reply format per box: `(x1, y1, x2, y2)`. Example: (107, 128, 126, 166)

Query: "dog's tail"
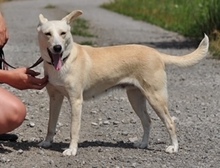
(161, 34, 209, 67)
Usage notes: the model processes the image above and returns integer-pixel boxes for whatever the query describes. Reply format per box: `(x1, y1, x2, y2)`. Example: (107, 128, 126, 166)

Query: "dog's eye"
(60, 32, 66, 36)
(45, 32, 51, 36)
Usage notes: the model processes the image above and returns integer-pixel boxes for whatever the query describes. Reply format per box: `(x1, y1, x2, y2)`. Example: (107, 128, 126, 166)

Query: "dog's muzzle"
(47, 45, 63, 71)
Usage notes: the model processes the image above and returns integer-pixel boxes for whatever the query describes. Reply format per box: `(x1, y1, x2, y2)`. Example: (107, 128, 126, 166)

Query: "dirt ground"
(0, 0, 219, 168)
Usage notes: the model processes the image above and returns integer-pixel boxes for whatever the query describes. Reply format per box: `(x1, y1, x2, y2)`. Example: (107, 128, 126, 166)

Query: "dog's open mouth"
(47, 48, 63, 71)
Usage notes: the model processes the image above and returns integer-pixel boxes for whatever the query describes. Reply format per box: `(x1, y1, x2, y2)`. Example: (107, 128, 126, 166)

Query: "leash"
(0, 48, 43, 70)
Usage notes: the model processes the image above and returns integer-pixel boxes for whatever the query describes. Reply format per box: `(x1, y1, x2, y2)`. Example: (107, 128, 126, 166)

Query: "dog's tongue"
(52, 54, 63, 71)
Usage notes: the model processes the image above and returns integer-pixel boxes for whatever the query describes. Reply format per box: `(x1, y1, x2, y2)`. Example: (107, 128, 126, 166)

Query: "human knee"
(10, 100, 27, 127)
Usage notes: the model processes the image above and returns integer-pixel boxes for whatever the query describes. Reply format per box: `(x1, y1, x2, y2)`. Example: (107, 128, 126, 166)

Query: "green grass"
(102, 0, 220, 37)
(71, 18, 94, 38)
(71, 18, 95, 46)
(44, 4, 56, 9)
(102, 0, 220, 56)
(0, 0, 12, 2)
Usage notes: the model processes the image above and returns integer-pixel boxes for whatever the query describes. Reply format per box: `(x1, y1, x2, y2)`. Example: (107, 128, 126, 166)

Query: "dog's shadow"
(0, 140, 160, 154)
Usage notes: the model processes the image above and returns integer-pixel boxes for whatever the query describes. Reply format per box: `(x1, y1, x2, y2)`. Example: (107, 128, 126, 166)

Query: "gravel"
(0, 0, 219, 168)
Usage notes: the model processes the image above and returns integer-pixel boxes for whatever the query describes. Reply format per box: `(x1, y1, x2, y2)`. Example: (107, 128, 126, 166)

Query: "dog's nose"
(53, 45, 62, 53)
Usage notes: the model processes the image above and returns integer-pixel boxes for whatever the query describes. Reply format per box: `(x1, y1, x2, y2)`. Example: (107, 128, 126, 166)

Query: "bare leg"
(0, 87, 26, 134)
(126, 87, 151, 148)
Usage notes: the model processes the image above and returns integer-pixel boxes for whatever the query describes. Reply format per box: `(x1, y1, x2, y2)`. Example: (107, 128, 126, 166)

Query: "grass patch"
(210, 31, 220, 57)
(71, 18, 96, 46)
(44, 4, 56, 9)
(0, 0, 12, 2)
(71, 18, 95, 38)
(102, 0, 220, 57)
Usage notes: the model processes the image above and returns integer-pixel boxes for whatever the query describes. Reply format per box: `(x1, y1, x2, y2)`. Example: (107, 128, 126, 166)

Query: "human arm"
(0, 12, 8, 47)
(0, 67, 48, 90)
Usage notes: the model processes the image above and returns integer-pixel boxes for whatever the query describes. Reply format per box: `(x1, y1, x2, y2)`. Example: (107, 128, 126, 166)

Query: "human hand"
(4, 67, 48, 90)
(0, 12, 9, 48)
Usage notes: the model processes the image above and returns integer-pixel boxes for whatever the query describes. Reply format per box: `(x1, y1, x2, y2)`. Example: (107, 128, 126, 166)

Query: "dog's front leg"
(39, 85, 64, 148)
(63, 94, 83, 156)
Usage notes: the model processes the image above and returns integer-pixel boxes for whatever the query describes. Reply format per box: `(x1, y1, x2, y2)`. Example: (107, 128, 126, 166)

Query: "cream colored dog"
(37, 10, 209, 156)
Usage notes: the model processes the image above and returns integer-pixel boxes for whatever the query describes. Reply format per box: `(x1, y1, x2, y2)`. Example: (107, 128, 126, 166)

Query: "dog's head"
(37, 10, 82, 71)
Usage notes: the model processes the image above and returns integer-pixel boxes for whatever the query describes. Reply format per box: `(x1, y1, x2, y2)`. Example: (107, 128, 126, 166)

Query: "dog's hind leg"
(144, 87, 178, 153)
(38, 85, 64, 148)
(126, 87, 151, 149)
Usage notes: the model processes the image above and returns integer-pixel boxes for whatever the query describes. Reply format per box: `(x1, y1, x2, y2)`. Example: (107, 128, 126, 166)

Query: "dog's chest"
(47, 68, 66, 87)
(49, 73, 64, 86)
(47, 71, 69, 96)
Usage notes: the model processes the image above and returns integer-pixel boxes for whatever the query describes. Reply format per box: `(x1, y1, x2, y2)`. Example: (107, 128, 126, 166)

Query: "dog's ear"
(62, 10, 83, 24)
(39, 14, 48, 25)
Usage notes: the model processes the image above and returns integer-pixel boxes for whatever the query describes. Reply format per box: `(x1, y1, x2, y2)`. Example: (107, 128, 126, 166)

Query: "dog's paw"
(165, 145, 178, 153)
(63, 148, 77, 156)
(171, 116, 179, 122)
(133, 141, 148, 149)
(38, 141, 52, 148)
